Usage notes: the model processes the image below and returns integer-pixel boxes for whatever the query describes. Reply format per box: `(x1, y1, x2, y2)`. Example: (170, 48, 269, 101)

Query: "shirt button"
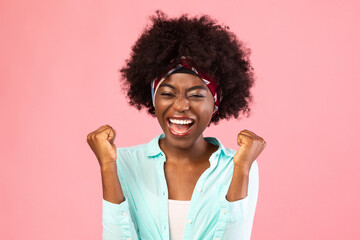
(122, 212, 127, 216)
(221, 209, 227, 215)
(197, 188, 202, 192)
(126, 238, 131, 240)
(215, 238, 219, 240)
(187, 219, 192, 224)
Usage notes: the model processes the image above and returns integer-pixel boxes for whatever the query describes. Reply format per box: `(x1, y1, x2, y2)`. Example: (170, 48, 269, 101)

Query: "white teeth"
(169, 118, 194, 125)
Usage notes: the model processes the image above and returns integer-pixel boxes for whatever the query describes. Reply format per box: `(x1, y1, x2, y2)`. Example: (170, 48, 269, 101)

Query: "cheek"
(194, 99, 214, 118)
(154, 94, 166, 110)
(155, 100, 170, 113)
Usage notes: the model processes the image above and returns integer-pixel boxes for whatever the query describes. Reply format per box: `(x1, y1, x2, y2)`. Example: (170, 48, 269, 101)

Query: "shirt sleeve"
(102, 198, 139, 240)
(221, 160, 259, 240)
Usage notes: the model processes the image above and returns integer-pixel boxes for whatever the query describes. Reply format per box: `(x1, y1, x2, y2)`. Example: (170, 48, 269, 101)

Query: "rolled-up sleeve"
(102, 198, 139, 240)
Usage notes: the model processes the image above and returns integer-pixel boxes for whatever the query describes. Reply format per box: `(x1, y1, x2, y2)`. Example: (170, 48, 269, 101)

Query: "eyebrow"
(158, 83, 207, 92)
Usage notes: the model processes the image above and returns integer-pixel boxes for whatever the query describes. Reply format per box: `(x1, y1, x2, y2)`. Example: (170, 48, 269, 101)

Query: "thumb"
(107, 128, 116, 144)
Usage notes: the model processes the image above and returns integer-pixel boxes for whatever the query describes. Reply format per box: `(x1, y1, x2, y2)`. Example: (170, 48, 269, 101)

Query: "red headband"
(151, 56, 221, 117)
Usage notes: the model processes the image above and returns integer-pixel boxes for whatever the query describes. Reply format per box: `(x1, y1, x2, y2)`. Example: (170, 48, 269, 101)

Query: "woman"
(87, 10, 266, 240)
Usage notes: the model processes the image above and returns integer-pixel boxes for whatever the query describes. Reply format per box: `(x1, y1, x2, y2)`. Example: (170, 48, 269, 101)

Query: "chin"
(165, 135, 198, 149)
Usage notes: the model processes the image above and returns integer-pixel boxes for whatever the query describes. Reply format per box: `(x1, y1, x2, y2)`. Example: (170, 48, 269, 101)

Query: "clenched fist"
(86, 125, 117, 167)
(233, 129, 266, 170)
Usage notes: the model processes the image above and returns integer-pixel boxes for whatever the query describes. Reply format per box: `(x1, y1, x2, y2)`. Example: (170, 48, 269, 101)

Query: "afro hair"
(119, 10, 256, 125)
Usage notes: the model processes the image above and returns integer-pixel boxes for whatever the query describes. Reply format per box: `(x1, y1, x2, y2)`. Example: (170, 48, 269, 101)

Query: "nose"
(173, 95, 190, 112)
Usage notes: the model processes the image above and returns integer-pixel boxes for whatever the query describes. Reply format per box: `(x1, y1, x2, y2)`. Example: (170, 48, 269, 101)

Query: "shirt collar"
(145, 133, 234, 158)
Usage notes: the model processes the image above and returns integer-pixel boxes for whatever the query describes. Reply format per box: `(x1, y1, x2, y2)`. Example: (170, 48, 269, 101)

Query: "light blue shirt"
(102, 133, 259, 240)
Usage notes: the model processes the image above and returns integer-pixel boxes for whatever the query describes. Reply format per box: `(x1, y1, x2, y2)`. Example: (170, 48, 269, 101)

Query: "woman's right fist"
(86, 125, 117, 167)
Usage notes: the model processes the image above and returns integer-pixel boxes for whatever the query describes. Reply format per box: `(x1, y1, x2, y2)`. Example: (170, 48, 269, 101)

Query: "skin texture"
(154, 73, 218, 165)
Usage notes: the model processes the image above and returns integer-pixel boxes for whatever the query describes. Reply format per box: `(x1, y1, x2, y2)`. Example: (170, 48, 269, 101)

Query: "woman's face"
(154, 73, 215, 148)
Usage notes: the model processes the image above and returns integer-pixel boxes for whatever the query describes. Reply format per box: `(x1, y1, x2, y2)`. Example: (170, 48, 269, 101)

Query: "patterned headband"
(151, 56, 221, 117)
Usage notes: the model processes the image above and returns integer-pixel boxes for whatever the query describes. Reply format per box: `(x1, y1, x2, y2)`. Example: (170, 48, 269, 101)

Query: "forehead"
(161, 73, 207, 88)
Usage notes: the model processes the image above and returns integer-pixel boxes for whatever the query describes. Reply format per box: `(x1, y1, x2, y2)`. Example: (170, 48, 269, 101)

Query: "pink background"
(1, 0, 359, 239)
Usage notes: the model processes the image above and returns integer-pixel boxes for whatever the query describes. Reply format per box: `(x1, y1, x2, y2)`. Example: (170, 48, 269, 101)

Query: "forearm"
(101, 162, 125, 204)
(226, 165, 250, 202)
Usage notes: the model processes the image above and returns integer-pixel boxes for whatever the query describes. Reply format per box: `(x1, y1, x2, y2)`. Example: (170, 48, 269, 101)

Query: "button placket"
(159, 157, 170, 239)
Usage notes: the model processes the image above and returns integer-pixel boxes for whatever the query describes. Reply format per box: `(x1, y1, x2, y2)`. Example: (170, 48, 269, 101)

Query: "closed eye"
(160, 93, 204, 98)
(160, 93, 174, 97)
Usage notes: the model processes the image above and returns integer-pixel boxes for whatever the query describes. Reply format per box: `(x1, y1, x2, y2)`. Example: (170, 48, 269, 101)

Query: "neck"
(159, 134, 215, 165)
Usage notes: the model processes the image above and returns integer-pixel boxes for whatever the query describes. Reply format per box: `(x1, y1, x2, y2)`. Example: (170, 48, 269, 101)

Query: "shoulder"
(117, 142, 148, 154)
(116, 143, 151, 165)
(117, 133, 163, 157)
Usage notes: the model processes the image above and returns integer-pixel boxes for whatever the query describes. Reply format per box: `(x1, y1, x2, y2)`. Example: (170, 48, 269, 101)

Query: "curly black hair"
(119, 10, 256, 125)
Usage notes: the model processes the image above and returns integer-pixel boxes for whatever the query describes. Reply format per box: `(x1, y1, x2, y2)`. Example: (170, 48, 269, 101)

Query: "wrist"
(233, 164, 251, 174)
(100, 162, 117, 172)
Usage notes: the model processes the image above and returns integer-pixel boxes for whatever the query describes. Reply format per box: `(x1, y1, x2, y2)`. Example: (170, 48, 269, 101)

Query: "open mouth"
(167, 118, 194, 136)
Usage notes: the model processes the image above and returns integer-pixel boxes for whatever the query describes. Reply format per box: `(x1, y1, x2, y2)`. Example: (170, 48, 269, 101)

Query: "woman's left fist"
(233, 129, 267, 169)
